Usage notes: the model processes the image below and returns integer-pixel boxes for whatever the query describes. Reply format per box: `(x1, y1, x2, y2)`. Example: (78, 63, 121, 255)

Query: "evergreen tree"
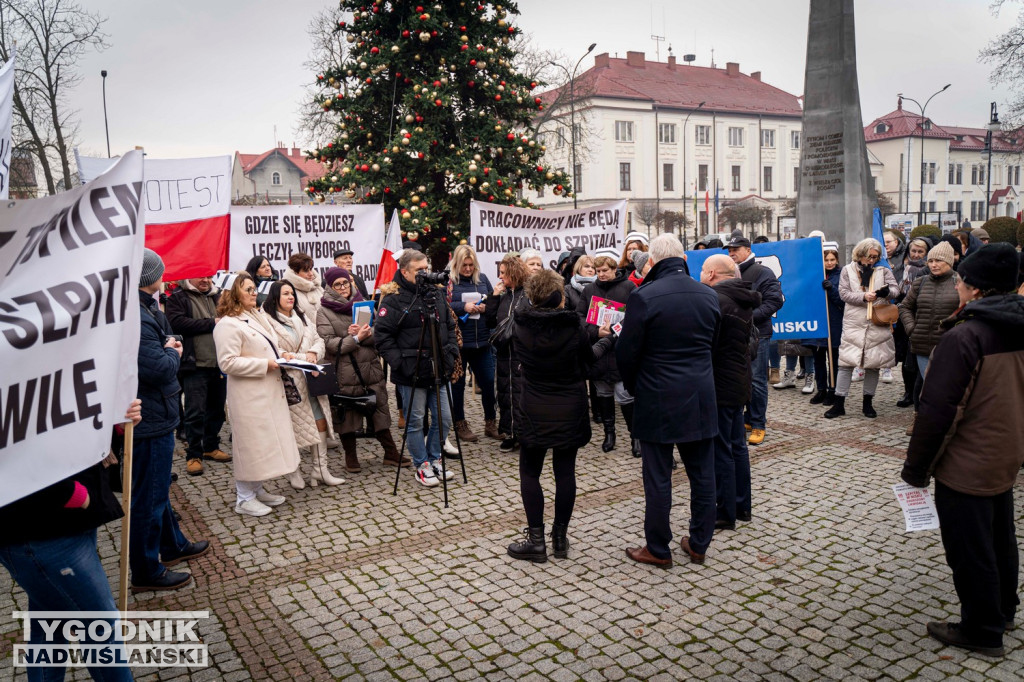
(305, 0, 571, 257)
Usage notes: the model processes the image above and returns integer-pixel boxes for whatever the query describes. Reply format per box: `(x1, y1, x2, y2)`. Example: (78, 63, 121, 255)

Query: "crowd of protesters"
(3, 220, 1023, 675)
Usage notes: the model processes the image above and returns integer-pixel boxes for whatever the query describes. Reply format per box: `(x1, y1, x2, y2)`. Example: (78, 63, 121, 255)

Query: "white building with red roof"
(531, 51, 803, 238)
(864, 98, 1024, 224)
(231, 144, 326, 204)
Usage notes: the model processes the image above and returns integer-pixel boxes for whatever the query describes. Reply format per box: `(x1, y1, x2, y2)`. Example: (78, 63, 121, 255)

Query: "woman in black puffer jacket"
(580, 253, 638, 455)
(485, 254, 531, 452)
(506, 270, 613, 563)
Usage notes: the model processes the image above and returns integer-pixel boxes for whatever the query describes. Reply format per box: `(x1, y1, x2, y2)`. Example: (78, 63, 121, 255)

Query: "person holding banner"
(824, 239, 898, 420)
(283, 253, 326, 318)
(263, 281, 343, 487)
(214, 273, 301, 516)
(449, 245, 499, 443)
(245, 256, 278, 306)
(487, 254, 532, 452)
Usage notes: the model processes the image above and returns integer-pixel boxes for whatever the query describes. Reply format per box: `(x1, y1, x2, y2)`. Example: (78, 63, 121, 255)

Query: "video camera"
(415, 271, 449, 287)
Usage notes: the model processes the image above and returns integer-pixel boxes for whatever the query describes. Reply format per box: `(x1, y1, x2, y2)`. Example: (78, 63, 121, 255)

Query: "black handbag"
(336, 353, 378, 416)
(489, 311, 516, 348)
(305, 363, 339, 397)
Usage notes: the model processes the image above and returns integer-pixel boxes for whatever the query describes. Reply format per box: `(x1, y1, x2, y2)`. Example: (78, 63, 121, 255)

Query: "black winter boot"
(551, 523, 569, 559)
(862, 395, 877, 418)
(808, 389, 828, 405)
(823, 396, 846, 419)
(619, 403, 641, 457)
(507, 526, 547, 563)
(823, 388, 836, 406)
(600, 396, 616, 452)
(896, 392, 914, 408)
(589, 383, 601, 423)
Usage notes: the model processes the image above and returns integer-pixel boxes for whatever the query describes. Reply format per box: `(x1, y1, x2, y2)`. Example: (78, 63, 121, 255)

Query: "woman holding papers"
(214, 273, 301, 517)
(263, 280, 343, 488)
(317, 268, 407, 471)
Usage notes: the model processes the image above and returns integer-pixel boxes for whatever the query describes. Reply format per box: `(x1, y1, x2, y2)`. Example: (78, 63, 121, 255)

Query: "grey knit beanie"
(139, 248, 165, 287)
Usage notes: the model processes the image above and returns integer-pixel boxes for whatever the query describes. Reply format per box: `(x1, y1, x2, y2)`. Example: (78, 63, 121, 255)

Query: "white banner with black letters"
(229, 204, 385, 283)
(0, 49, 15, 200)
(469, 200, 626, 284)
(0, 151, 145, 506)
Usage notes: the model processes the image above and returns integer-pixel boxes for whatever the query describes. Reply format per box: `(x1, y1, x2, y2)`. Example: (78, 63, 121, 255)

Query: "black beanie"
(958, 243, 1020, 293)
(939, 234, 962, 258)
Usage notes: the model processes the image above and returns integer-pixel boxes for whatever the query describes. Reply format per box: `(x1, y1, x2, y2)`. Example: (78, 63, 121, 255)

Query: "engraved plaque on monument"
(797, 0, 877, 257)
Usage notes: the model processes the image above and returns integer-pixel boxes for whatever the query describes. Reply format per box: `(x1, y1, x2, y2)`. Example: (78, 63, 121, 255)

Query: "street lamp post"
(101, 70, 111, 158)
(682, 101, 706, 245)
(548, 43, 596, 209)
(984, 101, 1000, 222)
(898, 84, 950, 221)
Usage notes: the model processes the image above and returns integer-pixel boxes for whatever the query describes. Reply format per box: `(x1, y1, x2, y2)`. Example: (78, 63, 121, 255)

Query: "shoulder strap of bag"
(243, 317, 281, 359)
(347, 352, 370, 391)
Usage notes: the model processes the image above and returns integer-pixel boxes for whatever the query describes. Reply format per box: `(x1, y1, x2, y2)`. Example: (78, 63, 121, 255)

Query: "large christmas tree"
(305, 0, 571, 257)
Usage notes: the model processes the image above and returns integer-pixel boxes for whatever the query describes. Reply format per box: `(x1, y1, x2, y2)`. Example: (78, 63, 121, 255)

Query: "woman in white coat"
(214, 273, 301, 517)
(824, 238, 899, 420)
(282, 252, 324, 319)
(262, 280, 344, 488)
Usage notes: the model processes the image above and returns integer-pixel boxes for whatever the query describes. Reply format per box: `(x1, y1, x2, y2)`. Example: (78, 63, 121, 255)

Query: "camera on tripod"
(416, 270, 449, 287)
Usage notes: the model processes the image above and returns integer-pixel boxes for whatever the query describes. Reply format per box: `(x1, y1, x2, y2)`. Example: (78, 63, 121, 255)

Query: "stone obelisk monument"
(797, 0, 876, 257)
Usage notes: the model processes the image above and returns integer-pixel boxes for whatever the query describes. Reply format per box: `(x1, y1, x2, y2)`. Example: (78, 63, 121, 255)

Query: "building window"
(1011, 165, 1021, 185)
(731, 165, 741, 191)
(619, 163, 631, 191)
(663, 163, 674, 192)
(537, 185, 544, 198)
(874, 123, 888, 134)
(921, 162, 936, 185)
(761, 129, 775, 149)
(728, 127, 743, 146)
(271, 171, 282, 186)
(948, 163, 963, 185)
(970, 200, 985, 221)
(573, 163, 582, 193)
(791, 131, 801, 149)
(555, 132, 565, 148)
(763, 166, 773, 192)
(695, 125, 711, 146)
(572, 123, 581, 145)
(927, 201, 936, 212)
(947, 201, 962, 215)
(972, 165, 986, 185)
(794, 166, 800, 191)
(614, 121, 634, 142)
(698, 164, 709, 192)
(658, 123, 676, 144)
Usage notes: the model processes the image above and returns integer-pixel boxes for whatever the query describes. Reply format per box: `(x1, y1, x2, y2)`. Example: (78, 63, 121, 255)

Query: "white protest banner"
(469, 200, 626, 284)
(75, 147, 117, 185)
(0, 151, 145, 507)
(0, 49, 14, 200)
(229, 204, 385, 283)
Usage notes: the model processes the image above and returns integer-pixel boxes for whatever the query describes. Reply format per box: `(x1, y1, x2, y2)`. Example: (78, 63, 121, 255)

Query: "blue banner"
(684, 238, 829, 340)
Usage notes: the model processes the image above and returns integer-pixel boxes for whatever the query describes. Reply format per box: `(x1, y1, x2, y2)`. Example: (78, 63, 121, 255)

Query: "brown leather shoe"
(484, 419, 501, 440)
(455, 420, 479, 443)
(625, 546, 672, 567)
(680, 536, 706, 564)
(203, 449, 231, 462)
(186, 459, 204, 476)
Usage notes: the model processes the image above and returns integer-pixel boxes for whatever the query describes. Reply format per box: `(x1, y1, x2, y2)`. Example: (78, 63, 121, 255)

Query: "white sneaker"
(881, 368, 894, 383)
(235, 498, 273, 517)
(852, 368, 865, 382)
(801, 374, 816, 394)
(772, 370, 797, 389)
(443, 438, 459, 456)
(256, 490, 286, 507)
(415, 461, 439, 487)
(432, 461, 455, 481)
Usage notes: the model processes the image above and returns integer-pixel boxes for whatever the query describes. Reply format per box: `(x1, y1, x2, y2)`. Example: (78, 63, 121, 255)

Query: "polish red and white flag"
(373, 209, 402, 292)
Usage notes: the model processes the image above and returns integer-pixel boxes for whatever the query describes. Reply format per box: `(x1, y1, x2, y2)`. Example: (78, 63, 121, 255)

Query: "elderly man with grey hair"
(617, 234, 721, 566)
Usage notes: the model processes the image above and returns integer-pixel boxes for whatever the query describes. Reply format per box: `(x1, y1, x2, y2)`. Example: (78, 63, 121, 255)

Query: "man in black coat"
(726, 237, 783, 446)
(375, 250, 460, 487)
(701, 254, 760, 530)
(166, 275, 228, 476)
(617, 234, 721, 566)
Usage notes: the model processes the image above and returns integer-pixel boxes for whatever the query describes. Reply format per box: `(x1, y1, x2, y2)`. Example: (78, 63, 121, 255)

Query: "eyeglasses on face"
(242, 286, 257, 294)
(332, 280, 352, 290)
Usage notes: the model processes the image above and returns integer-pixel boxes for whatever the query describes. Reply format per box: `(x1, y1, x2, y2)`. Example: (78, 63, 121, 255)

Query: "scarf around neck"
(321, 287, 361, 315)
(571, 274, 596, 292)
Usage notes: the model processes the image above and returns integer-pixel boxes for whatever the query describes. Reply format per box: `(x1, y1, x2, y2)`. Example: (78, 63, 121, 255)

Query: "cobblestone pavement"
(3, 372, 1023, 681)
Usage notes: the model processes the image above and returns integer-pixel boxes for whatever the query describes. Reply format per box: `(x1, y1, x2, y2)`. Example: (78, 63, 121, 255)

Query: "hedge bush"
(909, 224, 941, 240)
(981, 216, 1021, 246)
(1017, 221, 1024, 247)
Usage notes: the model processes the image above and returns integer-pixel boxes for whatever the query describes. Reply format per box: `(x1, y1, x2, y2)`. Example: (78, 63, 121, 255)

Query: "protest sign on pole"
(469, 200, 626, 284)
(684, 238, 829, 341)
(0, 48, 14, 200)
(0, 151, 145, 507)
(229, 204, 385, 282)
(75, 147, 117, 185)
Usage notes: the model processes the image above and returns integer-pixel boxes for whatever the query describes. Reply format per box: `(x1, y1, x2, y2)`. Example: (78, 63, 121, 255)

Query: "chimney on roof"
(292, 147, 301, 158)
(626, 51, 646, 68)
(751, 71, 761, 81)
(594, 52, 610, 68)
(667, 55, 677, 71)
(726, 62, 740, 77)
(897, 95, 902, 111)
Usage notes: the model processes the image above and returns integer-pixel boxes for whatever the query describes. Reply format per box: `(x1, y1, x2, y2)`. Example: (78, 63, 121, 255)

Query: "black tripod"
(390, 287, 468, 508)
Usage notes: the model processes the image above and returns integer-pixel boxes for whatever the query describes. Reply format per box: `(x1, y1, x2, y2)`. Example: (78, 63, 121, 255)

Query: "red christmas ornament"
(460, 45, 469, 51)
(384, 187, 391, 193)
(467, 80, 475, 87)
(419, 202, 427, 208)
(431, 30, 437, 36)
(370, 46, 379, 54)
(416, 5, 423, 11)
(460, 25, 466, 31)
(435, 99, 443, 106)
(402, 30, 410, 37)
(534, 97, 542, 104)
(536, 165, 544, 172)
(530, 81, 537, 89)
(469, 59, 477, 66)
(494, 94, 501, 101)
(496, 180, 503, 186)
(419, 13, 428, 20)
(506, 133, 514, 140)
(415, 115, 423, 122)
(361, 164, 369, 171)
(500, 81, 506, 86)
(418, 152, 425, 159)
(433, 80, 441, 86)
(508, 26, 514, 33)
(440, 236, 447, 243)
(339, 21, 346, 27)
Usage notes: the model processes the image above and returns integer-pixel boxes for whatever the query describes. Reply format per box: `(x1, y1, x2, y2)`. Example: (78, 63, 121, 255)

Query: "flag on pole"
(693, 183, 698, 216)
(871, 207, 889, 269)
(374, 210, 403, 292)
(714, 181, 720, 213)
(704, 188, 710, 214)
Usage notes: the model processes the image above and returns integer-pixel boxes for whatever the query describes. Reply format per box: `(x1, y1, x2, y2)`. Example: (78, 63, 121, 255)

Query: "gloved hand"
(822, 279, 833, 290)
(874, 285, 890, 299)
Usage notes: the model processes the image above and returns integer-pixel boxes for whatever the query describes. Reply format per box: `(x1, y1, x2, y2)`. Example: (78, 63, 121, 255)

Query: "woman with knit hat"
(901, 243, 1024, 658)
(317, 267, 407, 471)
(618, 232, 649, 277)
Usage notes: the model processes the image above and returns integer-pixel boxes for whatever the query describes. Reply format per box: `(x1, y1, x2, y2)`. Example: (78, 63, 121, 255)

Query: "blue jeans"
(714, 405, 751, 524)
(784, 354, 813, 374)
(640, 438, 716, 559)
(0, 530, 133, 681)
(744, 336, 771, 429)
(450, 346, 496, 422)
(397, 384, 452, 469)
(130, 432, 189, 583)
(916, 353, 930, 378)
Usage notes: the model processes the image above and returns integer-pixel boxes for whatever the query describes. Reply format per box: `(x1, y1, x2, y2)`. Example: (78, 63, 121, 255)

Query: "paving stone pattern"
(2, 376, 1023, 680)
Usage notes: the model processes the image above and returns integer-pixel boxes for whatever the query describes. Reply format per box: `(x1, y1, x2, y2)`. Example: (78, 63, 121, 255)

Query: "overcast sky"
(73, 0, 1013, 160)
